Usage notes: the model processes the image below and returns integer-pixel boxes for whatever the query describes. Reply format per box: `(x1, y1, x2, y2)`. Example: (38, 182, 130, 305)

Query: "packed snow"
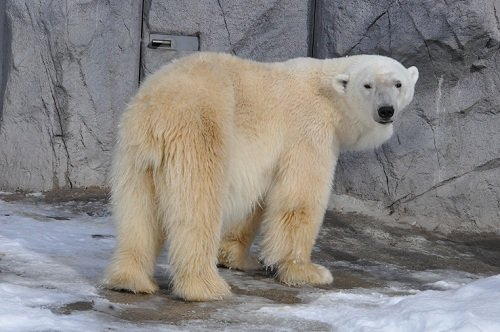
(260, 276, 500, 332)
(0, 196, 499, 332)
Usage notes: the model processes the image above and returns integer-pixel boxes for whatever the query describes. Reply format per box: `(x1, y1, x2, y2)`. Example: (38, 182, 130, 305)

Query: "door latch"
(148, 33, 199, 51)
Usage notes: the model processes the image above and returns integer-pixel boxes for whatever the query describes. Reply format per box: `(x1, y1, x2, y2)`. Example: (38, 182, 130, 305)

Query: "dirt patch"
(0, 187, 108, 202)
(44, 187, 109, 203)
(100, 289, 220, 323)
(51, 301, 95, 315)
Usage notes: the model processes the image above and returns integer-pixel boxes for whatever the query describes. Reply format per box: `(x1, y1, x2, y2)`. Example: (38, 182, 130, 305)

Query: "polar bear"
(104, 52, 418, 301)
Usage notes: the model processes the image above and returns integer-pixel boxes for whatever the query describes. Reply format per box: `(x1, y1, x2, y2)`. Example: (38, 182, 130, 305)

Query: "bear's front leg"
(260, 146, 335, 286)
(261, 206, 333, 286)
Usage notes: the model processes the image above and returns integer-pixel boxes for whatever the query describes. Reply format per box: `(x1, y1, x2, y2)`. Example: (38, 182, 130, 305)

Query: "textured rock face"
(315, 0, 500, 234)
(141, 0, 312, 77)
(0, 0, 8, 124)
(0, 0, 142, 190)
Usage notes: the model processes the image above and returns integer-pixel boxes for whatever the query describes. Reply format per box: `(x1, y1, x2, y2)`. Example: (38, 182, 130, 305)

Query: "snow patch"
(260, 275, 500, 332)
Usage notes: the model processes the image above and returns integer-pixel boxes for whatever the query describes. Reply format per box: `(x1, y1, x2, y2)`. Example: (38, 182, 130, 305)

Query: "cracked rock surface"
(0, 0, 142, 190)
(315, 0, 500, 235)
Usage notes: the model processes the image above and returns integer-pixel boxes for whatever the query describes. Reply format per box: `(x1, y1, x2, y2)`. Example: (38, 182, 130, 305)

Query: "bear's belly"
(222, 160, 272, 228)
(221, 142, 277, 228)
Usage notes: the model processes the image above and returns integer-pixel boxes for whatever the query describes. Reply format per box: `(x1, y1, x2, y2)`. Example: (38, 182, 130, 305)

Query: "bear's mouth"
(377, 119, 394, 124)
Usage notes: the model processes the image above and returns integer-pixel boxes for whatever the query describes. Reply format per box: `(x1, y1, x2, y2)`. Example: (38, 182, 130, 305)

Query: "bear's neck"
(336, 112, 394, 152)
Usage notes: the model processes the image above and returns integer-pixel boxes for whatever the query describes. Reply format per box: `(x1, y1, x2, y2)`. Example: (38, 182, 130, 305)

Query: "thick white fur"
(104, 53, 418, 301)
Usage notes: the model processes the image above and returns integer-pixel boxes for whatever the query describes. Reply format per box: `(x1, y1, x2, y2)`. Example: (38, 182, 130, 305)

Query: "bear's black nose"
(378, 106, 394, 120)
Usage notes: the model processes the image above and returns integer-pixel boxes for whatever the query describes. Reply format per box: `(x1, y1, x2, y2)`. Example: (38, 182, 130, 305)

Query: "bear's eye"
(395, 82, 402, 88)
(364, 84, 372, 89)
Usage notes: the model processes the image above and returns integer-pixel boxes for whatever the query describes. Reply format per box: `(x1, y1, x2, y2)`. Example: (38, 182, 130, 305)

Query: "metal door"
(140, 0, 313, 79)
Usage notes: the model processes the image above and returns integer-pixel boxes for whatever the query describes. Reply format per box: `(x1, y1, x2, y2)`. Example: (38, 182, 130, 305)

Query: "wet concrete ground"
(2, 189, 500, 331)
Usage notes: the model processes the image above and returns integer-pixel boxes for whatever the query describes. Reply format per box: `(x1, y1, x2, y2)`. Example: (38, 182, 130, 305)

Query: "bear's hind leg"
(104, 158, 164, 294)
(165, 207, 231, 301)
(218, 204, 263, 271)
(158, 117, 231, 301)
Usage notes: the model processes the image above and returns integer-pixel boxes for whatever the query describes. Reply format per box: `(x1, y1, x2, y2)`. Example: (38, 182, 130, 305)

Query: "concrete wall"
(0, 0, 499, 235)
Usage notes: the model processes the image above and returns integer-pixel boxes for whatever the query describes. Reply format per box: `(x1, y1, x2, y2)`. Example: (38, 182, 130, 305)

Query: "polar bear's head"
(333, 56, 419, 127)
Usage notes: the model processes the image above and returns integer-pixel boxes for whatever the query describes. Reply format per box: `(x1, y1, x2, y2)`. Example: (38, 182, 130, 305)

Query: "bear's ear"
(333, 74, 349, 94)
(407, 66, 419, 84)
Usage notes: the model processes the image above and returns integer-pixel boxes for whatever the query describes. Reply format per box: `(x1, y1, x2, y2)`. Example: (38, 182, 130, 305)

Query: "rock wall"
(315, 0, 500, 234)
(0, 0, 8, 124)
(0, 0, 142, 190)
(0, 0, 499, 234)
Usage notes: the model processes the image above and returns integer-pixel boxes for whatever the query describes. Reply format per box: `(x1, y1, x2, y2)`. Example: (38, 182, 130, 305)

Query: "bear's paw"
(173, 273, 231, 301)
(277, 261, 333, 287)
(218, 241, 261, 271)
(103, 270, 159, 294)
